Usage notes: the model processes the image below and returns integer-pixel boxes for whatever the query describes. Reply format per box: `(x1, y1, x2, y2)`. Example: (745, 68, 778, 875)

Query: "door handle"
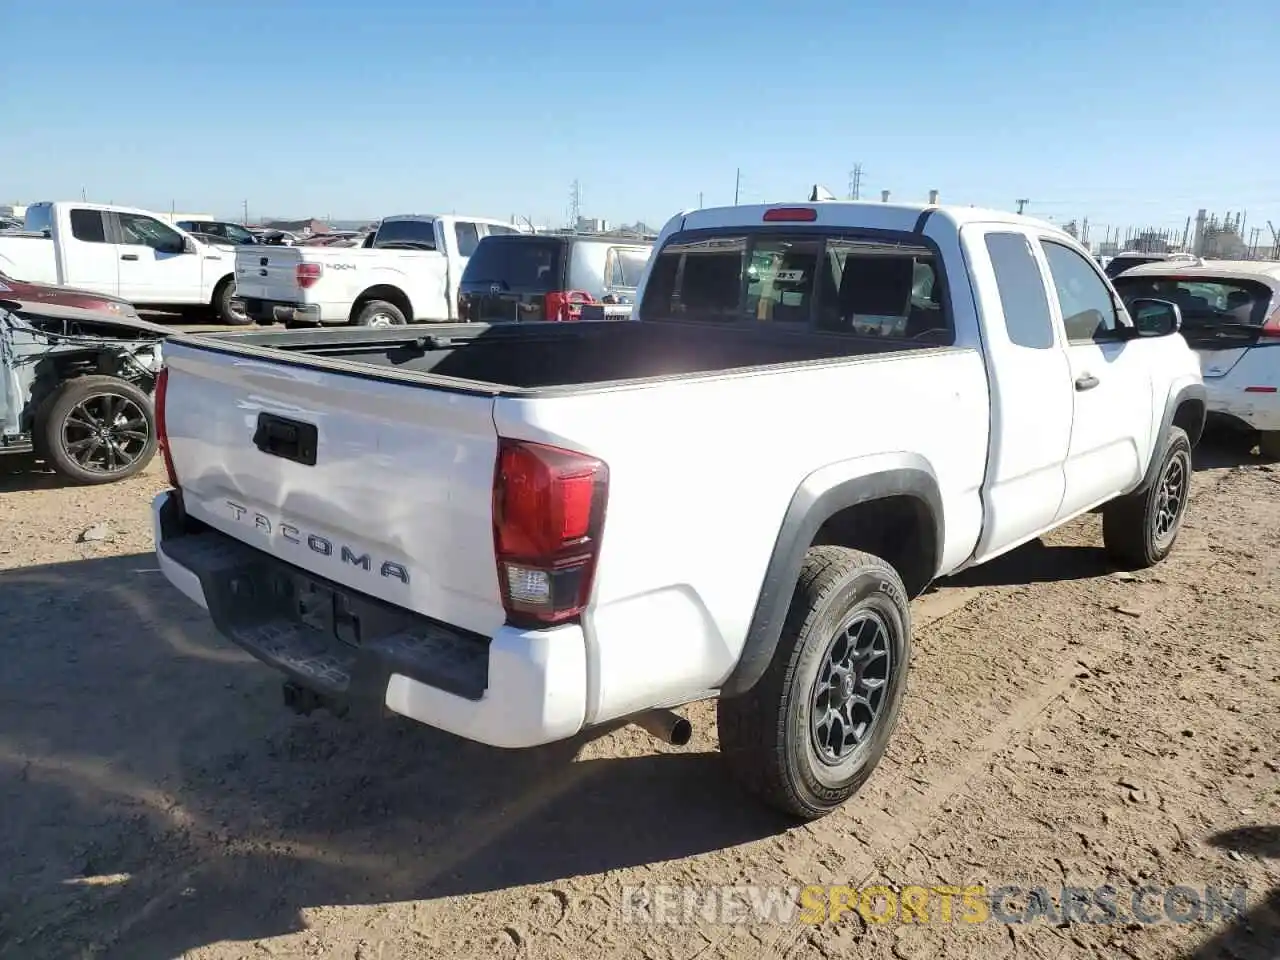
(121, 254, 139, 261)
(1075, 373, 1100, 391)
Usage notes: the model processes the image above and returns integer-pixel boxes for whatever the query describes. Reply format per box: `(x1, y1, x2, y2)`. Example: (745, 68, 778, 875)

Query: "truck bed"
(187, 320, 944, 393)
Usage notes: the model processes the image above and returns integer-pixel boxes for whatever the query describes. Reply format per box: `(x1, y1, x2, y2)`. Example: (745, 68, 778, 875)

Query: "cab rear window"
(461, 237, 564, 293)
(639, 230, 951, 342)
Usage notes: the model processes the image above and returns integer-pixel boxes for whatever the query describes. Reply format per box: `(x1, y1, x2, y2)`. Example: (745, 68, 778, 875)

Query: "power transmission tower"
(569, 179, 581, 228)
(847, 163, 863, 200)
(734, 168, 741, 205)
(1016, 198, 1030, 215)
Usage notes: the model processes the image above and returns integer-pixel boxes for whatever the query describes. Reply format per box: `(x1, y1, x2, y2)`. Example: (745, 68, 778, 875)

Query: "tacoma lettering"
(223, 500, 409, 584)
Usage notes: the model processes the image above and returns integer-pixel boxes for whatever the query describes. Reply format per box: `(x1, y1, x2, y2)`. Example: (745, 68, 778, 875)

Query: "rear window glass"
(640, 230, 950, 341)
(373, 219, 437, 250)
(611, 247, 650, 287)
(25, 205, 54, 235)
(461, 237, 564, 292)
(1112, 275, 1274, 330)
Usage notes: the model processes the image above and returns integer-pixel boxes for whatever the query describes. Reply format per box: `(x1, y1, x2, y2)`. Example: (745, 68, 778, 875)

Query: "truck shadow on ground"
(940, 539, 1113, 589)
(1177, 826, 1280, 960)
(0, 553, 791, 960)
(1193, 428, 1276, 471)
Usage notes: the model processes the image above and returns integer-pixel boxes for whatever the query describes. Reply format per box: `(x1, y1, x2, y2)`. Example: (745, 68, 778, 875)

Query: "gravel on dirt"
(0, 440, 1276, 960)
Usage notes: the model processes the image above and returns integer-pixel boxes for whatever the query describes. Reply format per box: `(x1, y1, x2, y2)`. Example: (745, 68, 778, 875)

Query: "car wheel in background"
(352, 300, 407, 327)
(35, 375, 157, 485)
(213, 277, 251, 325)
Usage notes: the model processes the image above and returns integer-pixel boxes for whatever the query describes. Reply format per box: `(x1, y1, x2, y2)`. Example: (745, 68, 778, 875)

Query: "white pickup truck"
(0, 202, 246, 324)
(152, 198, 1205, 820)
(232, 213, 526, 327)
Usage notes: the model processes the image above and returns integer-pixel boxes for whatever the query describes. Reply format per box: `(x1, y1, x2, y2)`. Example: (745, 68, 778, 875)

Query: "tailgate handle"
(253, 413, 318, 466)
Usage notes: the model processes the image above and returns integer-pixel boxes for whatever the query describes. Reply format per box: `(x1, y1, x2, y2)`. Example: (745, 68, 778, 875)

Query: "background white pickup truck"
(232, 213, 527, 327)
(152, 198, 1205, 820)
(0, 202, 246, 324)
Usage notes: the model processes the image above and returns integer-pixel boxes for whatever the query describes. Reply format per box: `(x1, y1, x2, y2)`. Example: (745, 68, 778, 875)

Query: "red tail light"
(545, 290, 596, 321)
(296, 262, 323, 289)
(492, 438, 608, 625)
(1263, 308, 1280, 335)
(154, 366, 180, 488)
(763, 207, 818, 222)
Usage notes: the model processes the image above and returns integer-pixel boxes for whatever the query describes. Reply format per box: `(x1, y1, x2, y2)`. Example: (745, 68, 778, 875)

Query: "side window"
(1040, 240, 1121, 342)
(118, 213, 184, 253)
(69, 209, 107, 243)
(984, 232, 1055, 349)
(454, 221, 481, 257)
(486, 224, 520, 237)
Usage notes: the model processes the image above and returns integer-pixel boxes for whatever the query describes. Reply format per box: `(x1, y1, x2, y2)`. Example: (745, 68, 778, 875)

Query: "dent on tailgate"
(162, 343, 507, 637)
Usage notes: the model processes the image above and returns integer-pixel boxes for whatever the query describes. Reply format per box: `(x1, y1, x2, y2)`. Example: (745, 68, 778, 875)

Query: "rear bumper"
(233, 297, 348, 325)
(1204, 381, 1280, 432)
(151, 491, 587, 748)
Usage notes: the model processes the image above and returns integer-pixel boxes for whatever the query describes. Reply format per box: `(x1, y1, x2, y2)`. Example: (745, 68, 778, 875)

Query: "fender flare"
(1138, 382, 1206, 493)
(719, 466, 944, 698)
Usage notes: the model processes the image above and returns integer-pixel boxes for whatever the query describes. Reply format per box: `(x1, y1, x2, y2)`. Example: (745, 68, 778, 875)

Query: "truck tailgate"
(161, 341, 505, 636)
(234, 245, 303, 301)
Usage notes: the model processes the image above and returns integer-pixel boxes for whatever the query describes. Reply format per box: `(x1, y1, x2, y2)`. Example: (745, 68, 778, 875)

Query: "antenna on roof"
(809, 184, 837, 202)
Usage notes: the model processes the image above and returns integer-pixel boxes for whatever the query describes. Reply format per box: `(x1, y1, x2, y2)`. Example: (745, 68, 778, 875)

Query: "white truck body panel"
(153, 199, 1204, 747)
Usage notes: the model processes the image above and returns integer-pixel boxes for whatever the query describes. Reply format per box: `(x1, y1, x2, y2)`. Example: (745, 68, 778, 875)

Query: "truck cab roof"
(673, 200, 1068, 241)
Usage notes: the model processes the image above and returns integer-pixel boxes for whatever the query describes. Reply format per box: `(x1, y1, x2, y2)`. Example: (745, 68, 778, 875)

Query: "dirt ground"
(0, 437, 1276, 960)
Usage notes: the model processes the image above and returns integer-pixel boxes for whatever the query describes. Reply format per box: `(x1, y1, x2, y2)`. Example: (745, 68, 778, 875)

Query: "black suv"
(458, 234, 651, 323)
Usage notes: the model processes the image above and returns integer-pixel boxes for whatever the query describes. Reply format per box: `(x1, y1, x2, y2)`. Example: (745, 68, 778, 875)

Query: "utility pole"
(1015, 198, 1029, 215)
(1081, 217, 1089, 245)
(698, 192, 703, 209)
(81, 187, 87, 201)
(734, 168, 741, 206)
(569, 179, 581, 229)
(243, 199, 249, 224)
(847, 162, 863, 200)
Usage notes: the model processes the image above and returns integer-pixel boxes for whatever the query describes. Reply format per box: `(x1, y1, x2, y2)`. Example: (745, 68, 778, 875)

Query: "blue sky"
(4, 0, 1280, 241)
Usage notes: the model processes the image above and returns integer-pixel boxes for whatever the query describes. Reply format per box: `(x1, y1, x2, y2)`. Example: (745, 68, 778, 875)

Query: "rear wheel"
(1102, 426, 1192, 568)
(36, 376, 156, 484)
(717, 546, 911, 820)
(351, 300, 406, 327)
(213, 277, 250, 325)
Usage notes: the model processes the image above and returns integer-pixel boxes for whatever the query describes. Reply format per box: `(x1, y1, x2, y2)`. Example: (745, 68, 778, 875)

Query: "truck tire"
(213, 277, 251, 325)
(1102, 426, 1191, 568)
(351, 300, 406, 327)
(36, 375, 157, 485)
(717, 546, 911, 821)
(1259, 430, 1280, 461)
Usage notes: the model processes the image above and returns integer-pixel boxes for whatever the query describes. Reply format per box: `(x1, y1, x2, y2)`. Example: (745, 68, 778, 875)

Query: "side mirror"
(1126, 298, 1182, 337)
(181, 236, 197, 255)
